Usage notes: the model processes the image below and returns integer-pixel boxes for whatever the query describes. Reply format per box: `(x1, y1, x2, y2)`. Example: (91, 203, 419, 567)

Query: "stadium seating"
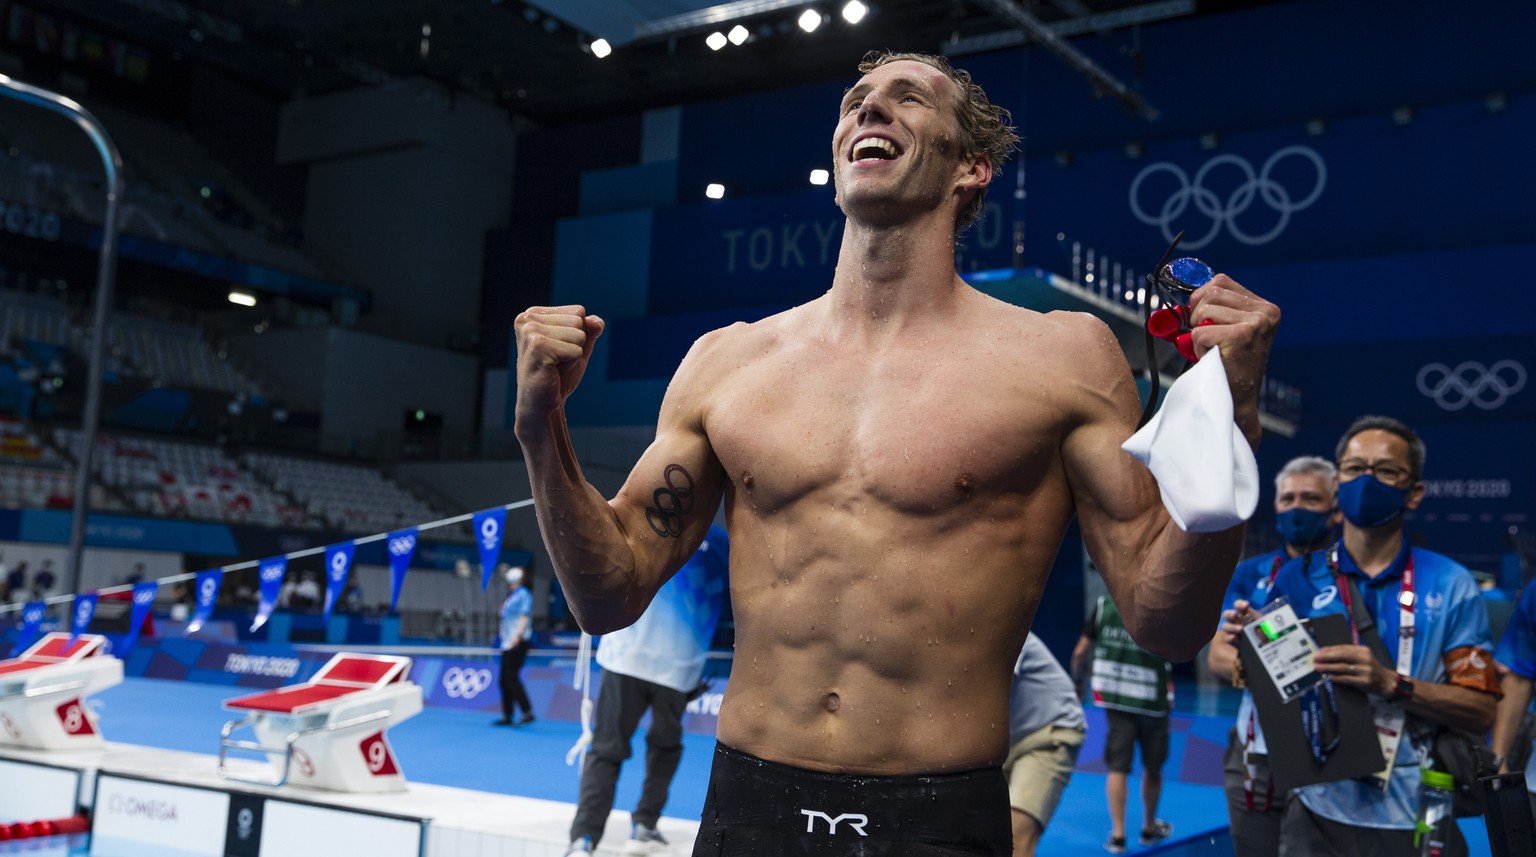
(54, 429, 306, 527)
(242, 452, 441, 534)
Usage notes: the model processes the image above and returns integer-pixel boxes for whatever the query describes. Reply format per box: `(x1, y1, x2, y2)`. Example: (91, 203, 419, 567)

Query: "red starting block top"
(225, 683, 364, 713)
(0, 633, 106, 676)
(223, 653, 412, 714)
(316, 656, 406, 686)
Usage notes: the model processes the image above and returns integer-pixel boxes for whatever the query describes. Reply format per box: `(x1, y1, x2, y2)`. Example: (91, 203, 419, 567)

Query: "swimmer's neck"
(828, 216, 966, 330)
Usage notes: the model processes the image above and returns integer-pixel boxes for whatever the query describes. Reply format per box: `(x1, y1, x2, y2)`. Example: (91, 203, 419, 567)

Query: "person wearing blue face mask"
(1230, 416, 1500, 857)
(1207, 456, 1337, 857)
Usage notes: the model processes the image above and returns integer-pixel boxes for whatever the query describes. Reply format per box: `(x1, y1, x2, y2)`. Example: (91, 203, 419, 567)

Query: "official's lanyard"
(1330, 547, 1416, 677)
(1328, 545, 1417, 788)
(1299, 678, 1341, 764)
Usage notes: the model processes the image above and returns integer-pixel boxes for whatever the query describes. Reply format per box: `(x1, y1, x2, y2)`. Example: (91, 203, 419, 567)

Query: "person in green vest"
(1073, 595, 1174, 854)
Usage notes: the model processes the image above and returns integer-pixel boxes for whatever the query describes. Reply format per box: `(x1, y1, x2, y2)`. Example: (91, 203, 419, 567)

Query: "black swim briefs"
(692, 742, 1012, 856)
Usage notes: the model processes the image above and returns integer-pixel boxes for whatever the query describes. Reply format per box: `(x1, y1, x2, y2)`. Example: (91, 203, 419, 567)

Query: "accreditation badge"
(1241, 598, 1321, 703)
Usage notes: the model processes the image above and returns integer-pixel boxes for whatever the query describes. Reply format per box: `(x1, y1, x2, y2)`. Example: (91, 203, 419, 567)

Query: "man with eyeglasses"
(1225, 416, 1499, 856)
(1207, 455, 1338, 857)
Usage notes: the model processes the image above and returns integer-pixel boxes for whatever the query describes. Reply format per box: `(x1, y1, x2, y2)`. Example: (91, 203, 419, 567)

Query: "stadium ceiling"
(40, 0, 1284, 125)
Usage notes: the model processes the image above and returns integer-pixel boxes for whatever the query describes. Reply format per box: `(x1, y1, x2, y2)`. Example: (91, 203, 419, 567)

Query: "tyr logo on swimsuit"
(799, 809, 869, 836)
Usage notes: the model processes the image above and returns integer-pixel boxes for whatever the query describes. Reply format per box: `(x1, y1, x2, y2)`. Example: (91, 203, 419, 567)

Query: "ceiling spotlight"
(228, 290, 257, 307)
(590, 38, 611, 58)
(842, 1, 868, 24)
(798, 9, 822, 33)
(728, 25, 749, 45)
(706, 31, 728, 50)
(705, 183, 726, 199)
(809, 169, 830, 185)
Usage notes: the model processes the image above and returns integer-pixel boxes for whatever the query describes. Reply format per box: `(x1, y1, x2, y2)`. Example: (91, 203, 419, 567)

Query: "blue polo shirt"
(499, 587, 532, 648)
(1223, 548, 1288, 615)
(1269, 539, 1494, 829)
(1495, 582, 1536, 793)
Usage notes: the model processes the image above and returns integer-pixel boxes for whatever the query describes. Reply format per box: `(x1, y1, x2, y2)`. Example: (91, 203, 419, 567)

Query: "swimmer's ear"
(957, 152, 993, 191)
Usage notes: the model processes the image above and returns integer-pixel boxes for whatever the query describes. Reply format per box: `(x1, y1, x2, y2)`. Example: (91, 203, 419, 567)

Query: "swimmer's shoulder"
(974, 294, 1122, 363)
(688, 306, 804, 362)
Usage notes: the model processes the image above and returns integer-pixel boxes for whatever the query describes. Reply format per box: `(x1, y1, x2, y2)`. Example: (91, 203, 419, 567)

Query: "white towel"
(1121, 347, 1259, 533)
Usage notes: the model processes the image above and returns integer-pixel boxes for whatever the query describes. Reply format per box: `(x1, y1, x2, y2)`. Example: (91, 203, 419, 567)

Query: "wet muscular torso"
(697, 292, 1097, 774)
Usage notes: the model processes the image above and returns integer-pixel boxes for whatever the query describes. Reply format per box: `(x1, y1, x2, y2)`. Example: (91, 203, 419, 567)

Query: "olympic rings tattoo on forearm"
(645, 464, 695, 538)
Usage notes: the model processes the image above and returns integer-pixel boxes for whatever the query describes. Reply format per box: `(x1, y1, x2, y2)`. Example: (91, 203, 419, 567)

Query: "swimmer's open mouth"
(850, 136, 901, 162)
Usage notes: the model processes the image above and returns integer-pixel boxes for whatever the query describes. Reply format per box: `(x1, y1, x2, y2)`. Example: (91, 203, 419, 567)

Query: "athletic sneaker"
(624, 824, 670, 855)
(1139, 819, 1173, 846)
(563, 836, 593, 857)
(1103, 834, 1127, 854)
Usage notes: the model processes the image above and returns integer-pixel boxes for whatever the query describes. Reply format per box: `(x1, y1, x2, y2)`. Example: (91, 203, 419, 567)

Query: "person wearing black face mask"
(1228, 416, 1500, 857)
(1207, 456, 1337, 857)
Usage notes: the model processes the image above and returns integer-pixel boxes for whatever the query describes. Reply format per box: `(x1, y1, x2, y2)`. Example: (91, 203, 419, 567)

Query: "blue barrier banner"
(15, 510, 239, 555)
(472, 508, 507, 591)
(385, 528, 418, 612)
(119, 638, 731, 735)
(68, 593, 98, 644)
(186, 570, 221, 634)
(321, 541, 355, 622)
(251, 557, 286, 632)
(121, 581, 159, 655)
(133, 638, 332, 688)
(418, 658, 500, 711)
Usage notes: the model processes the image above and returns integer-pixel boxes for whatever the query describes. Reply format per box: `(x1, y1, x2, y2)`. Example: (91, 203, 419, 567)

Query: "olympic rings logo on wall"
(1129, 145, 1327, 249)
(441, 666, 494, 699)
(1417, 360, 1527, 411)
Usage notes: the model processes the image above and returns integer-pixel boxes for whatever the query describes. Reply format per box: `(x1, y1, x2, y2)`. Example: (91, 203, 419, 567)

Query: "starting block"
(0, 633, 123, 750)
(218, 652, 421, 793)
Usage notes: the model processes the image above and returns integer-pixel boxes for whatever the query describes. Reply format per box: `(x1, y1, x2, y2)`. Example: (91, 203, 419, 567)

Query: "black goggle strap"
(1137, 230, 1184, 428)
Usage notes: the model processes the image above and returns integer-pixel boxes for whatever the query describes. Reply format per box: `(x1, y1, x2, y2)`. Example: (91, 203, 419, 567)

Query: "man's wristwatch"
(1390, 676, 1415, 702)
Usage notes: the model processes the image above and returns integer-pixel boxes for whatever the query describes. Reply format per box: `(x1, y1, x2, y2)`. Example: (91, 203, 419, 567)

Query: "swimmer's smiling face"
(832, 59, 971, 226)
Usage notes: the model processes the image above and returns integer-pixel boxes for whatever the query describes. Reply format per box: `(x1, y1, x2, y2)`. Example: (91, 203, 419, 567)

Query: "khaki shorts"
(1002, 724, 1086, 828)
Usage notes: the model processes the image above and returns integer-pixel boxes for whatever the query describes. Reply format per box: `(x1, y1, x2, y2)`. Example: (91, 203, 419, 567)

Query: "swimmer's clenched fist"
(514, 306, 605, 417)
(1185, 275, 1281, 442)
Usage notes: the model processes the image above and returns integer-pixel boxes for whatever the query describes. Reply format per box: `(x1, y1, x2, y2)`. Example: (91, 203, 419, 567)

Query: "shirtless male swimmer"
(514, 50, 1281, 856)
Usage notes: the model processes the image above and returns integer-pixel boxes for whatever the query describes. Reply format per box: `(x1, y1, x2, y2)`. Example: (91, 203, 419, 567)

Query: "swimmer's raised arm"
(1061, 276, 1278, 662)
(514, 306, 728, 633)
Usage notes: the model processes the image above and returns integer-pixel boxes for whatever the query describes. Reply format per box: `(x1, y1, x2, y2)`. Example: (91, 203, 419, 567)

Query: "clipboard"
(1237, 612, 1385, 791)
